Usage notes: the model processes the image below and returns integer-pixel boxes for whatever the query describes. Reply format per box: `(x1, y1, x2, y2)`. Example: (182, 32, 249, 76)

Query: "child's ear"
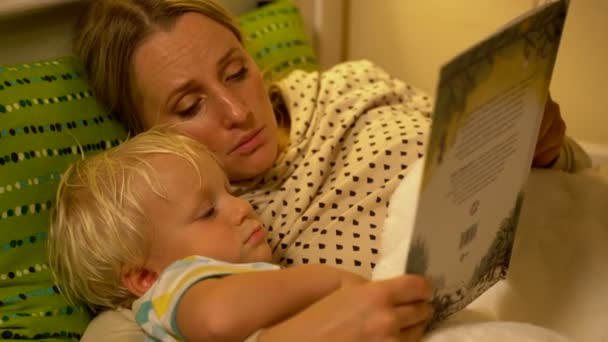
(121, 266, 158, 297)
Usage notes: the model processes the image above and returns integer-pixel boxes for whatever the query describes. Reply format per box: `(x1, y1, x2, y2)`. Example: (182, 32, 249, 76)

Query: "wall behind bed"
(0, 1, 83, 65)
(3, 0, 601, 146)
(347, 0, 608, 146)
(0, 0, 346, 71)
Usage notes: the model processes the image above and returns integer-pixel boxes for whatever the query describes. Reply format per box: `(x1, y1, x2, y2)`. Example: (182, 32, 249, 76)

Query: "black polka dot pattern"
(232, 61, 432, 278)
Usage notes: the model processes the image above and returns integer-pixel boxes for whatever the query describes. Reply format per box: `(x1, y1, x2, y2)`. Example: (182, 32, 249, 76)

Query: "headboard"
(0, 0, 345, 69)
(0, 1, 82, 65)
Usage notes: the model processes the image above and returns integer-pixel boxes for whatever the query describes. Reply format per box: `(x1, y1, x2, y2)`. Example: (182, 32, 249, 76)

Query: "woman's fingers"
(399, 321, 428, 342)
(538, 95, 560, 138)
(290, 275, 433, 341)
(363, 303, 430, 342)
(534, 94, 567, 166)
(534, 113, 566, 165)
(380, 274, 433, 304)
(395, 301, 434, 328)
(358, 276, 433, 340)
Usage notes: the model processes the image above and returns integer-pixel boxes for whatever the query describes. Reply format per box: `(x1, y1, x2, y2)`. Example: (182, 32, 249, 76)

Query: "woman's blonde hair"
(74, 0, 242, 134)
(48, 127, 214, 311)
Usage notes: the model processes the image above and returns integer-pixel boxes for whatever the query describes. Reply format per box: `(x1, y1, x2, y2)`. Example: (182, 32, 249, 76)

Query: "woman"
(74, 0, 590, 341)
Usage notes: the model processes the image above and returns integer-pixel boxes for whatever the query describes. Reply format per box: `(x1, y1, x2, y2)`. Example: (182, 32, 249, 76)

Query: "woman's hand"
(533, 94, 567, 167)
(260, 274, 433, 342)
(338, 269, 369, 288)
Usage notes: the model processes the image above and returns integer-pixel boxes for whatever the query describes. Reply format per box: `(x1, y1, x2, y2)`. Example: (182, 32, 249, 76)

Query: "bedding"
(0, 1, 316, 339)
(239, 0, 318, 81)
(1, 0, 605, 340)
(425, 321, 572, 342)
(374, 159, 608, 342)
(0, 57, 128, 340)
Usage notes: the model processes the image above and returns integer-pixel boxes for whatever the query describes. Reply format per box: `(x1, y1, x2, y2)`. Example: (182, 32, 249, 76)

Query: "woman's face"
(132, 13, 279, 181)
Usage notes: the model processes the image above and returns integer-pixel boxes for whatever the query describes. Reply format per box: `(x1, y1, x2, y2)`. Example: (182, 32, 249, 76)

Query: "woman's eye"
(226, 67, 248, 82)
(177, 98, 204, 118)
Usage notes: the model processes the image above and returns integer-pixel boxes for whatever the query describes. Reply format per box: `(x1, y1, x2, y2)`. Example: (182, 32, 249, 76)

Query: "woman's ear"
(121, 266, 158, 297)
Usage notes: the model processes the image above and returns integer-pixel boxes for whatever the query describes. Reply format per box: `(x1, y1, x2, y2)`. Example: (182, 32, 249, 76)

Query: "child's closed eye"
(199, 207, 215, 219)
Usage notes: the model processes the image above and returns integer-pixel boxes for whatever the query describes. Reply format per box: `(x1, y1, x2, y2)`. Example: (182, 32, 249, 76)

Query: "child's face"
(141, 152, 272, 272)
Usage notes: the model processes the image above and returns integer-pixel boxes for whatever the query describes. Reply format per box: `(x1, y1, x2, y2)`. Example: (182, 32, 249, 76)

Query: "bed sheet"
(373, 160, 608, 342)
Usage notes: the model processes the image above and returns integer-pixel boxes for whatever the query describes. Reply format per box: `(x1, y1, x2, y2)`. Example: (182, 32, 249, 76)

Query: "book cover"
(406, 0, 569, 324)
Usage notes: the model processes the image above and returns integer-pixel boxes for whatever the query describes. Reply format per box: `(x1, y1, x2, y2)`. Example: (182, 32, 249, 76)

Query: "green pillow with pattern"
(0, 57, 127, 340)
(0, 2, 317, 340)
(239, 0, 318, 82)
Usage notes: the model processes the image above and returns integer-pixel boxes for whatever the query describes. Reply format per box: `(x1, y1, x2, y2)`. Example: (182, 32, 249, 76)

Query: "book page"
(405, 0, 569, 324)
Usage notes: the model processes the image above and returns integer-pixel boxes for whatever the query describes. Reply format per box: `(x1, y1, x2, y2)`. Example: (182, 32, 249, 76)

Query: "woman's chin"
(227, 143, 277, 181)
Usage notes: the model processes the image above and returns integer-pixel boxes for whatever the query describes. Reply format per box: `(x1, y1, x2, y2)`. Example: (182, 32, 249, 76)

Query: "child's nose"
(230, 196, 254, 225)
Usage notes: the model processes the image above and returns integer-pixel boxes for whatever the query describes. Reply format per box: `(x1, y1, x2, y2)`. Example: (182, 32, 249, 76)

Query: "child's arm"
(176, 264, 364, 342)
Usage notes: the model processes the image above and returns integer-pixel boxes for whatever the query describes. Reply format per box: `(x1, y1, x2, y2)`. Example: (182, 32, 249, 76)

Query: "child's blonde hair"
(48, 127, 214, 311)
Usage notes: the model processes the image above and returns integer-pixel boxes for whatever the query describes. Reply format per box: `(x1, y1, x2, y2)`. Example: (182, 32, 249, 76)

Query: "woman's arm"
(258, 274, 433, 342)
(176, 264, 364, 342)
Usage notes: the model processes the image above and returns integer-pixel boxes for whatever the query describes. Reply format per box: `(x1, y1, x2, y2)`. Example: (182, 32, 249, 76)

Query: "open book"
(405, 0, 569, 324)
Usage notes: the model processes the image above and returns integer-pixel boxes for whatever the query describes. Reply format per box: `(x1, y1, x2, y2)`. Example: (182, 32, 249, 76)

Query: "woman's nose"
(214, 89, 250, 126)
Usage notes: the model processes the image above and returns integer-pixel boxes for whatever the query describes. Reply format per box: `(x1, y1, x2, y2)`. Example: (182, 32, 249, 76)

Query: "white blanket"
(373, 161, 608, 342)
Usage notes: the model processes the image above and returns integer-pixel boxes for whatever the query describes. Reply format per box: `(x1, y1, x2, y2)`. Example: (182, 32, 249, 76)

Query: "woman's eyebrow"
(217, 47, 239, 70)
(165, 79, 197, 109)
(164, 47, 240, 109)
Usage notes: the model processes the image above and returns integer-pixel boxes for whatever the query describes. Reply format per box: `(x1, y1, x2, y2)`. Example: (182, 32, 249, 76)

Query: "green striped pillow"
(0, 2, 316, 339)
(239, 0, 318, 82)
(0, 57, 127, 340)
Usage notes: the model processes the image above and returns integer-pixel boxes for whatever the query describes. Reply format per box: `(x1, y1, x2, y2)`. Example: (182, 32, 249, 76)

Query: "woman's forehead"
(131, 12, 245, 119)
(134, 13, 240, 74)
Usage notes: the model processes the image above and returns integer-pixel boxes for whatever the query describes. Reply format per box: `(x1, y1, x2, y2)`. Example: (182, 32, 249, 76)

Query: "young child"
(49, 128, 434, 341)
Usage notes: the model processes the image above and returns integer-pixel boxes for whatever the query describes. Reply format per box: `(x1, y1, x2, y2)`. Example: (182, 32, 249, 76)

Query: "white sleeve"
(550, 136, 592, 172)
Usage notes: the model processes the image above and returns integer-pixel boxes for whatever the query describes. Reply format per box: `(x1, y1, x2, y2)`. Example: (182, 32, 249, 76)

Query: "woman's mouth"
(231, 127, 265, 156)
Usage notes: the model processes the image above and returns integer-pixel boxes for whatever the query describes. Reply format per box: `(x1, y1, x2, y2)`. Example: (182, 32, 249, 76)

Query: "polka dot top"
(231, 60, 432, 278)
